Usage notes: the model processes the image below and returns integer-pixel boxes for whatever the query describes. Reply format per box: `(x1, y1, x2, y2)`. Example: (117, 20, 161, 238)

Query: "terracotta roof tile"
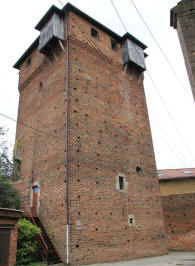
(157, 168, 195, 180)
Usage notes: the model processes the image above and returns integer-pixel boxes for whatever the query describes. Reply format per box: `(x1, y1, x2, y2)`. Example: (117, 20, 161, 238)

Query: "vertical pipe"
(65, 9, 70, 265)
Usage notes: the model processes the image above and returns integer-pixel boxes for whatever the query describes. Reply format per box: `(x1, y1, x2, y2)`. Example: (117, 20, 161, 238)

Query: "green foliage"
(0, 127, 13, 179)
(17, 219, 41, 265)
(0, 177, 20, 209)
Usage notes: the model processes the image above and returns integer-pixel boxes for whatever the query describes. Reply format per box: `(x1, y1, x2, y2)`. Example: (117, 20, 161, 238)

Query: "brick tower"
(13, 3, 167, 265)
(170, 0, 195, 100)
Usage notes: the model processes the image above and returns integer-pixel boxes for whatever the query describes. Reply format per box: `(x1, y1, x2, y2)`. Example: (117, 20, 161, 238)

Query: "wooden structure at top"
(122, 36, 146, 72)
(35, 6, 64, 55)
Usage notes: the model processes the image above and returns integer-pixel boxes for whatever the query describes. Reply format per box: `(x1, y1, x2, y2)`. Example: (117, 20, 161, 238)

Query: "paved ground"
(79, 252, 195, 266)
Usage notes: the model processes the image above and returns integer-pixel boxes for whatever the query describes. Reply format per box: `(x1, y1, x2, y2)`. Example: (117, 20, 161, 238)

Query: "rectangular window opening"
(91, 28, 99, 39)
(27, 58, 31, 67)
(119, 176, 124, 190)
(129, 218, 133, 224)
(111, 39, 118, 51)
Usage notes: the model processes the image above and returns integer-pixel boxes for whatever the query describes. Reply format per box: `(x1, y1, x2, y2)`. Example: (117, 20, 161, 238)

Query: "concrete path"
(80, 252, 195, 266)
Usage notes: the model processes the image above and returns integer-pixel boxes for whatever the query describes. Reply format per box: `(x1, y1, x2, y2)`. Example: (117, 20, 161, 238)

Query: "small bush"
(17, 219, 41, 265)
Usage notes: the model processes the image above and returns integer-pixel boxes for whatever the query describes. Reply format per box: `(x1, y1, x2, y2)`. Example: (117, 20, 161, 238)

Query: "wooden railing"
(24, 205, 48, 263)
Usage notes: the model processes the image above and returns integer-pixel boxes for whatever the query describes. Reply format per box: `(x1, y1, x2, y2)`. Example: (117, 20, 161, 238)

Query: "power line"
(30, 160, 66, 180)
(151, 122, 188, 168)
(151, 119, 191, 167)
(57, 0, 102, 52)
(110, 0, 128, 32)
(110, 0, 195, 165)
(57, 0, 64, 8)
(129, 0, 192, 100)
(0, 112, 65, 143)
(147, 71, 195, 164)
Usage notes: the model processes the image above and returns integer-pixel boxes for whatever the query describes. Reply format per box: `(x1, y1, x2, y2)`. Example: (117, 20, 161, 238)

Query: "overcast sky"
(0, 0, 194, 170)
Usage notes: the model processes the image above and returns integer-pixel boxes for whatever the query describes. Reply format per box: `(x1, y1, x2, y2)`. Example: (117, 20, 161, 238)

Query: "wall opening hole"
(119, 176, 124, 190)
(128, 215, 135, 227)
(40, 82, 43, 88)
(27, 58, 31, 67)
(76, 244, 79, 248)
(111, 39, 118, 51)
(136, 166, 142, 173)
(91, 28, 99, 39)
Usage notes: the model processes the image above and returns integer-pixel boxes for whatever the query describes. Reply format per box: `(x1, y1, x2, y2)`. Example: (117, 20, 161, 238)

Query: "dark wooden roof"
(0, 208, 23, 219)
(13, 37, 39, 69)
(35, 5, 64, 31)
(13, 2, 147, 70)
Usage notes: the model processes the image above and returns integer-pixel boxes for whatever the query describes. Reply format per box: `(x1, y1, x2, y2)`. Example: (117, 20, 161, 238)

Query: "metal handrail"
(24, 205, 48, 263)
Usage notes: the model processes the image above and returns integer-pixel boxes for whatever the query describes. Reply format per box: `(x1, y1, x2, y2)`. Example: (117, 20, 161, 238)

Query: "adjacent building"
(158, 168, 195, 251)
(170, 0, 195, 100)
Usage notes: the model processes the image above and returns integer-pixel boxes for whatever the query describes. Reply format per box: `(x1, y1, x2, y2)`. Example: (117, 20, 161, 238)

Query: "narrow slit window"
(128, 215, 135, 227)
(119, 176, 124, 190)
(91, 28, 99, 39)
(111, 39, 118, 51)
(129, 218, 133, 224)
(27, 58, 31, 67)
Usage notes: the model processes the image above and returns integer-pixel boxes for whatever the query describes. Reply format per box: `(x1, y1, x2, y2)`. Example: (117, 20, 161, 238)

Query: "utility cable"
(29, 159, 66, 180)
(129, 0, 193, 100)
(57, 0, 64, 8)
(110, 0, 195, 164)
(0, 112, 66, 143)
(57, 0, 102, 52)
(151, 121, 189, 168)
(151, 119, 191, 167)
(110, 0, 128, 32)
(147, 71, 195, 164)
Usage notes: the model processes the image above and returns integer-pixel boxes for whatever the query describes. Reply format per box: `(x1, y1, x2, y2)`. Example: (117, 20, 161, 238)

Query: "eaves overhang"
(13, 2, 147, 70)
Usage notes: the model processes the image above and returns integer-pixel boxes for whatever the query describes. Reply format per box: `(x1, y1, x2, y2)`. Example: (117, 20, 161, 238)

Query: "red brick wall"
(161, 193, 195, 251)
(15, 40, 67, 258)
(15, 10, 167, 265)
(0, 218, 18, 266)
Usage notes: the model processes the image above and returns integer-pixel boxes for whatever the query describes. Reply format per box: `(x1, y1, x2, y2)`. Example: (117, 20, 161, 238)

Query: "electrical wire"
(110, 0, 128, 32)
(129, 0, 193, 101)
(147, 71, 195, 164)
(57, 0, 64, 8)
(110, 0, 195, 165)
(0, 112, 65, 143)
(151, 119, 191, 167)
(151, 122, 188, 167)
